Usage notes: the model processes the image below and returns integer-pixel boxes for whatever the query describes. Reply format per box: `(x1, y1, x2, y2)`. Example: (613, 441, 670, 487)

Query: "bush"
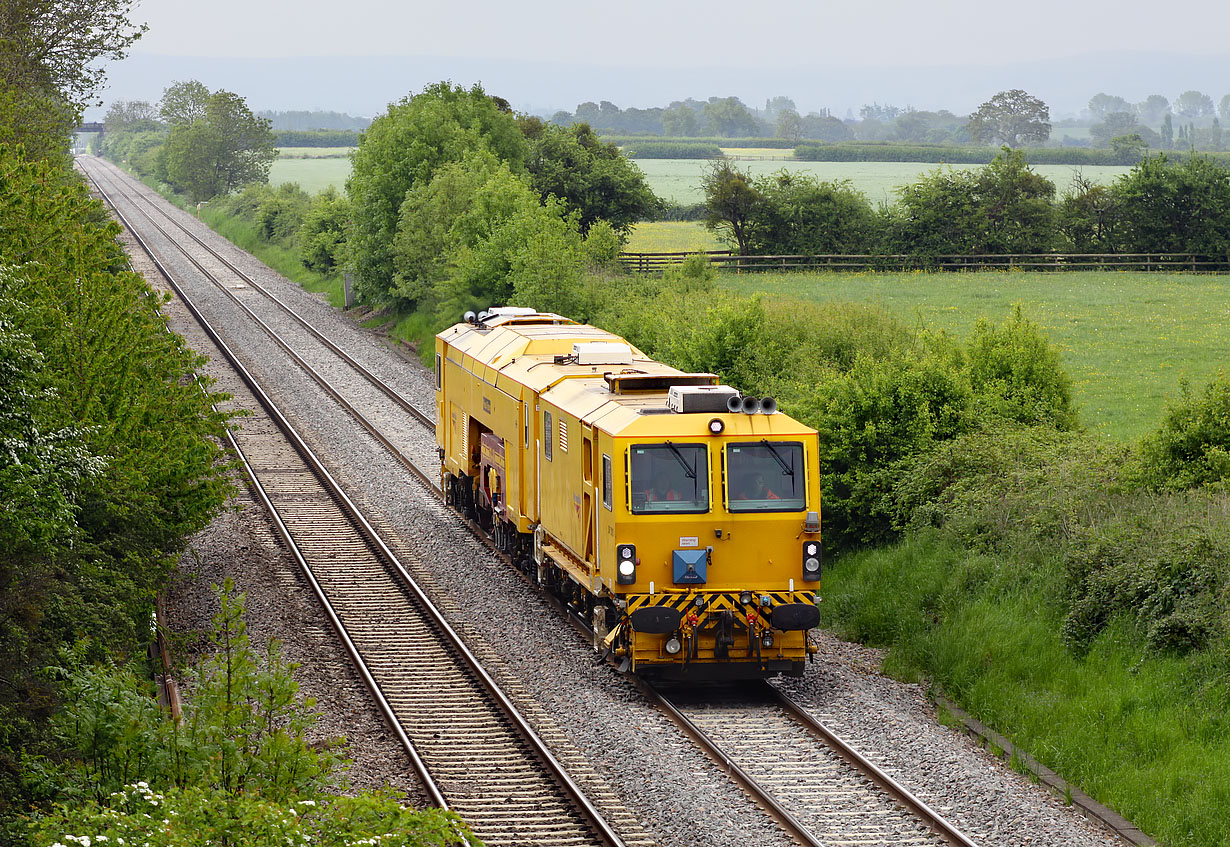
(745, 171, 879, 254)
(297, 187, 350, 274)
(1114, 154, 1230, 256)
(32, 583, 473, 847)
(884, 149, 1058, 256)
(1140, 372, 1230, 490)
(254, 182, 313, 243)
(965, 305, 1078, 429)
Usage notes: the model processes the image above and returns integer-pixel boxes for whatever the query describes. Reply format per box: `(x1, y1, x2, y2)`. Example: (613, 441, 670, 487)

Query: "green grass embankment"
(823, 531, 1230, 847)
(196, 205, 345, 307)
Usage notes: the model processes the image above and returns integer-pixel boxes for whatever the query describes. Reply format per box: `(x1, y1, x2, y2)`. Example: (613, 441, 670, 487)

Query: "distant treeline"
(258, 109, 370, 131)
(275, 129, 361, 147)
(795, 142, 1230, 166)
(606, 136, 798, 149)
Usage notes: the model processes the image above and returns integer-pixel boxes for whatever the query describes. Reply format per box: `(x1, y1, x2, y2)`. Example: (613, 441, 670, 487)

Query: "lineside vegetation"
(101, 76, 1230, 847)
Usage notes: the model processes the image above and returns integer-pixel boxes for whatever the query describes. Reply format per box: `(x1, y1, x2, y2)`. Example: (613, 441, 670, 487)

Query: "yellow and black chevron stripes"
(626, 590, 815, 614)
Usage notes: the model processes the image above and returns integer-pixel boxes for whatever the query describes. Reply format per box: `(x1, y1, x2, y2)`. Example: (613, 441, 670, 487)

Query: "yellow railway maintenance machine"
(436, 307, 822, 679)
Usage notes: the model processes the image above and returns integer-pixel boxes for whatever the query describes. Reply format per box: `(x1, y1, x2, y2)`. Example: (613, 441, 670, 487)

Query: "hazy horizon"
(88, 0, 1230, 122)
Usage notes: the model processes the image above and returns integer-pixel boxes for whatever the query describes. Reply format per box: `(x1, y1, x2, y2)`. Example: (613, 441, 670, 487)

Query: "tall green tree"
(158, 78, 210, 126)
(701, 97, 762, 137)
(0, 0, 145, 114)
(1173, 90, 1215, 120)
(700, 160, 762, 255)
(966, 89, 1051, 147)
(160, 86, 276, 202)
(346, 82, 527, 303)
(523, 122, 661, 236)
(1114, 154, 1230, 256)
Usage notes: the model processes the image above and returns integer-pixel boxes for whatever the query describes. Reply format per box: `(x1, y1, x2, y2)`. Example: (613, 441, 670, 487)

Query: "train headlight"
(739, 591, 753, 606)
(665, 635, 682, 655)
(761, 633, 774, 648)
(802, 541, 823, 583)
(616, 544, 637, 584)
(707, 418, 725, 435)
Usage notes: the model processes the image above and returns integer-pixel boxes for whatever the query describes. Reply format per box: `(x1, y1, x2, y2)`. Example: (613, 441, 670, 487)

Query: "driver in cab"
(645, 470, 681, 502)
(737, 471, 780, 501)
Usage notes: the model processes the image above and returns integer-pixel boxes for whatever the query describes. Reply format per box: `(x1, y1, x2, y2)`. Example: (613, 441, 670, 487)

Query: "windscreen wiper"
(761, 439, 794, 477)
(665, 441, 697, 479)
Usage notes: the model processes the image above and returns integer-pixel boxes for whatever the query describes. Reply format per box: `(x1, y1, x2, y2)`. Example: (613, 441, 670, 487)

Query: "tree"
(1108, 133, 1149, 164)
(702, 97, 762, 138)
(1090, 112, 1160, 148)
(1161, 113, 1174, 149)
(160, 87, 276, 202)
(103, 98, 159, 131)
(661, 102, 700, 136)
(1114, 154, 1230, 256)
(1173, 90, 1214, 120)
(745, 171, 878, 255)
(346, 82, 527, 303)
(158, 78, 210, 126)
(1058, 174, 1123, 252)
(1087, 93, 1132, 121)
(523, 122, 662, 236)
(0, 0, 145, 115)
(763, 96, 797, 121)
(1137, 94, 1171, 126)
(700, 160, 762, 254)
(1220, 94, 1230, 123)
(966, 89, 1051, 147)
(800, 113, 852, 142)
(775, 109, 802, 142)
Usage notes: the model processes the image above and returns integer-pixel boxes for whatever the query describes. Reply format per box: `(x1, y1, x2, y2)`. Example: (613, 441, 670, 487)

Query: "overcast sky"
(133, 0, 1228, 67)
(99, 0, 1228, 119)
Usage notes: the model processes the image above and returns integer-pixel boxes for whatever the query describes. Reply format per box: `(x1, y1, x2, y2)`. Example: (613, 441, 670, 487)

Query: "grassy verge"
(196, 205, 345, 307)
(822, 531, 1230, 847)
(721, 269, 1230, 441)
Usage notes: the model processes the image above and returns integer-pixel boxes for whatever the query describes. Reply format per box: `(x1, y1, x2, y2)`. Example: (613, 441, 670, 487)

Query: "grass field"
(634, 159, 1132, 205)
(276, 146, 353, 158)
(268, 155, 353, 193)
(723, 269, 1230, 441)
(624, 221, 723, 253)
(264, 154, 1132, 209)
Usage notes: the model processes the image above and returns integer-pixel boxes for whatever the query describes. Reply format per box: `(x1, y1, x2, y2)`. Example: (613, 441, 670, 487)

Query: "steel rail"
(768, 683, 980, 847)
(86, 162, 625, 847)
(86, 155, 435, 425)
(83, 161, 440, 495)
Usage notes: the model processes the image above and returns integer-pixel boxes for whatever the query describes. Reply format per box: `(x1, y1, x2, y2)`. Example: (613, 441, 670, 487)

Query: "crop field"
(634, 158, 1132, 205)
(276, 146, 353, 158)
(723, 269, 1230, 441)
(269, 153, 352, 193)
(623, 221, 723, 253)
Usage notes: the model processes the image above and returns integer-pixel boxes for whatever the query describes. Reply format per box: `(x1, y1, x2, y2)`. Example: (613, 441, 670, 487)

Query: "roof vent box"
(489, 306, 538, 317)
(668, 385, 740, 413)
(572, 342, 633, 365)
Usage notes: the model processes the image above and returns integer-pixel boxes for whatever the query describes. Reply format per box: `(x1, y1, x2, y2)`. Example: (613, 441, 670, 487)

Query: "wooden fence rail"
(618, 251, 1230, 274)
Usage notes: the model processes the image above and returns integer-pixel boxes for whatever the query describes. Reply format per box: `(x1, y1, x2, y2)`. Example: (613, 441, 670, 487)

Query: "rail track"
(82, 157, 627, 847)
(83, 156, 984, 847)
(81, 157, 440, 485)
(650, 681, 980, 847)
